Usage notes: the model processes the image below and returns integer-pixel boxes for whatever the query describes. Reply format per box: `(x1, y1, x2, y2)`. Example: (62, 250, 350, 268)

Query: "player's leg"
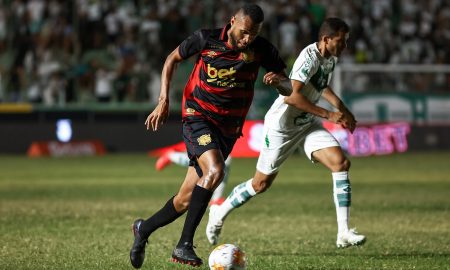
(156, 151, 228, 205)
(130, 167, 199, 268)
(206, 126, 299, 245)
(156, 151, 190, 171)
(306, 129, 365, 248)
(206, 170, 277, 244)
(311, 146, 351, 233)
(210, 156, 232, 205)
(172, 149, 225, 266)
(172, 117, 236, 266)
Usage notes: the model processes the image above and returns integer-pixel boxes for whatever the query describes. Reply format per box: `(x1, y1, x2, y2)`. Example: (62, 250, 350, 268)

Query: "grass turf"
(0, 152, 449, 269)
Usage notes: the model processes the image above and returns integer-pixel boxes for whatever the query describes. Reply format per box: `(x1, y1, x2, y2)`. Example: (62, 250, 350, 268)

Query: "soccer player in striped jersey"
(130, 4, 288, 268)
(206, 17, 366, 249)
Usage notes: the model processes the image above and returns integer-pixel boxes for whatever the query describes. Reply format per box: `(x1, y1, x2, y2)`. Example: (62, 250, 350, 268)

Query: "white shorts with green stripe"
(256, 119, 340, 175)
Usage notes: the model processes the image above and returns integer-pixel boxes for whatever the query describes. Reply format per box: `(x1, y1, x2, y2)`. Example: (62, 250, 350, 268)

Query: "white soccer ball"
(208, 244, 246, 270)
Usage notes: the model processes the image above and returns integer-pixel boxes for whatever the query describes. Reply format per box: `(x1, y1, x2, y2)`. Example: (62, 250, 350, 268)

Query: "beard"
(229, 32, 247, 52)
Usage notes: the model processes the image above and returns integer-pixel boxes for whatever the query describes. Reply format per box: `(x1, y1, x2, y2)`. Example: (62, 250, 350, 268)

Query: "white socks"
(213, 172, 352, 235)
(215, 179, 256, 221)
(332, 171, 351, 234)
(213, 171, 352, 235)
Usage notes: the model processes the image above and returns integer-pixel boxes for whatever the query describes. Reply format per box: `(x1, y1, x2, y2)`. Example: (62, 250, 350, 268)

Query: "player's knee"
(332, 157, 351, 172)
(341, 158, 351, 171)
(203, 165, 225, 189)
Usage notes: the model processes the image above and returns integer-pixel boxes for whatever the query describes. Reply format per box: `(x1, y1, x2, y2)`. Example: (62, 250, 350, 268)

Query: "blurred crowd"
(0, 0, 449, 105)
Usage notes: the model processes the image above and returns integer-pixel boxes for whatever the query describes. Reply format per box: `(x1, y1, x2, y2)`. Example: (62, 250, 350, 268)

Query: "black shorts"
(183, 116, 237, 177)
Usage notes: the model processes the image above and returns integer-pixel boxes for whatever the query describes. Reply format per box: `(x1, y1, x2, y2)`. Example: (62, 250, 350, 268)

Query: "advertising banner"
(149, 120, 411, 158)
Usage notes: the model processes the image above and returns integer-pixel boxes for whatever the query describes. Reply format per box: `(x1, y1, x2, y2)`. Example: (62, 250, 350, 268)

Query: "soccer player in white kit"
(206, 17, 366, 248)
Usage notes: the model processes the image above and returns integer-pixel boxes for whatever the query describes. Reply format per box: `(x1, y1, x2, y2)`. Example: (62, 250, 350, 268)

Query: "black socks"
(139, 196, 183, 238)
(178, 185, 212, 246)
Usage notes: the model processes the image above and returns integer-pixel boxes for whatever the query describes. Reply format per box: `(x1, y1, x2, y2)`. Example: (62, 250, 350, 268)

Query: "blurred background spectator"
(0, 0, 448, 107)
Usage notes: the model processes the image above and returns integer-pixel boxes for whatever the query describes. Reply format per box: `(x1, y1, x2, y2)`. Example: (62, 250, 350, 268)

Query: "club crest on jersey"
(240, 49, 255, 63)
(197, 134, 212, 146)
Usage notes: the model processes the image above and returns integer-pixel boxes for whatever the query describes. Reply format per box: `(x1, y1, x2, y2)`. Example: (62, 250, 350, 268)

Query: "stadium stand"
(0, 0, 448, 106)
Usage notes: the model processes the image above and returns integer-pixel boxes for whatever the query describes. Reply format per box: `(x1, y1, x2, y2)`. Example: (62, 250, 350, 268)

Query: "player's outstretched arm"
(145, 47, 184, 131)
(262, 71, 292, 96)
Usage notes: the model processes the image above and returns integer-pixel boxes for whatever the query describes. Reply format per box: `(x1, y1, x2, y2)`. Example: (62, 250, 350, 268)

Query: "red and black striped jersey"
(178, 23, 286, 137)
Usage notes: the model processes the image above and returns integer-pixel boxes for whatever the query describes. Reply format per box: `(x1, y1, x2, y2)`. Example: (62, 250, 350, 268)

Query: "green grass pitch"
(1, 152, 449, 269)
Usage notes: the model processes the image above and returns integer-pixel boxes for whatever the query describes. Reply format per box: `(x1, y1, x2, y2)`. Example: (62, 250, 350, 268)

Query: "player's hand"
(263, 72, 282, 86)
(327, 111, 344, 124)
(145, 99, 169, 131)
(340, 110, 357, 133)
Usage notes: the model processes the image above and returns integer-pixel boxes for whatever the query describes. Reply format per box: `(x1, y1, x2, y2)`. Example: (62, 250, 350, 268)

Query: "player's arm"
(263, 71, 292, 96)
(260, 39, 290, 95)
(284, 80, 344, 123)
(145, 47, 184, 131)
(322, 86, 357, 132)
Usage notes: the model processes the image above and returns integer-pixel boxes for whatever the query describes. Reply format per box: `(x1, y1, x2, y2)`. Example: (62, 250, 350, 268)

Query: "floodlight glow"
(56, 119, 72, 142)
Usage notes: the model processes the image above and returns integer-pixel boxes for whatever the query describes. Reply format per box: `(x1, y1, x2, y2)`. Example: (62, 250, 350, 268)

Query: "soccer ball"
(208, 244, 246, 270)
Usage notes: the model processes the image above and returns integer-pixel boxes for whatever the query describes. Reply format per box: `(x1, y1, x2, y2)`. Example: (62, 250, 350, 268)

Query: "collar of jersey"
(220, 23, 231, 42)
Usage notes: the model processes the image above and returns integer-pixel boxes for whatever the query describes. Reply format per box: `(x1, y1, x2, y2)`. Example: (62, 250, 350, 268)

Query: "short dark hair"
(318, 18, 350, 39)
(240, 4, 264, 24)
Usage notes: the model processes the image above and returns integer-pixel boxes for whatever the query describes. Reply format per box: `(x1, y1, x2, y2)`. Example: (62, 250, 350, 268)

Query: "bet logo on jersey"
(206, 64, 245, 87)
(206, 64, 237, 83)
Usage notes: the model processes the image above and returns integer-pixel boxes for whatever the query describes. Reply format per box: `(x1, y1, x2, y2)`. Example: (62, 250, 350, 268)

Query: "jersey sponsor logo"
(216, 81, 246, 87)
(207, 64, 237, 82)
(197, 134, 212, 146)
(206, 63, 244, 87)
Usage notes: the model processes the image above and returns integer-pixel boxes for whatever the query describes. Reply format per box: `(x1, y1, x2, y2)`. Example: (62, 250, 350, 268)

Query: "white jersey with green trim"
(265, 42, 338, 131)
